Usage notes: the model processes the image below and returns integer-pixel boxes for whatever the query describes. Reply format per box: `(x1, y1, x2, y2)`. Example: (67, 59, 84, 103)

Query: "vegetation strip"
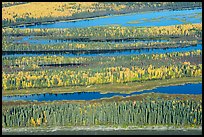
(2, 2, 201, 27)
(2, 77, 202, 96)
(2, 93, 202, 128)
(2, 3, 202, 131)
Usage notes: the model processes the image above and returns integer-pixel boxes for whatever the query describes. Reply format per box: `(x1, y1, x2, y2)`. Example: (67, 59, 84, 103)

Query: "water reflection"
(2, 83, 202, 102)
(3, 44, 202, 57)
(11, 8, 201, 29)
(11, 36, 169, 45)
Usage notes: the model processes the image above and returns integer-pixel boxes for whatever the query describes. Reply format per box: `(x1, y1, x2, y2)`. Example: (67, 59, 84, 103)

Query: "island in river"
(2, 2, 202, 135)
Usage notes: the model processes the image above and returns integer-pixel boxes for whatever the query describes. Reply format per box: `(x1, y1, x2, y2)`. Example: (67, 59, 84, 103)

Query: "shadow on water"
(2, 83, 202, 102)
(11, 36, 169, 45)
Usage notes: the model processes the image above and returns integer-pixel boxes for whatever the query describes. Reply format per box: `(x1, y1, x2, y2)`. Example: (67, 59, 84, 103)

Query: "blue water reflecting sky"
(15, 8, 201, 29)
(12, 36, 169, 45)
(3, 44, 202, 58)
(2, 83, 202, 102)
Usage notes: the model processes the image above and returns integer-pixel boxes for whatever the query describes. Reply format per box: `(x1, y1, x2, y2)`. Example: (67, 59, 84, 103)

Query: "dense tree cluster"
(2, 97, 202, 127)
(2, 50, 202, 70)
(2, 38, 198, 51)
(3, 23, 202, 39)
(2, 2, 202, 131)
(2, 63, 202, 90)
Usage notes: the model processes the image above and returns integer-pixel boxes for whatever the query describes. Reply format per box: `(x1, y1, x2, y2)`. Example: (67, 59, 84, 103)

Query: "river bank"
(2, 126, 202, 135)
(2, 77, 202, 96)
(3, 6, 201, 28)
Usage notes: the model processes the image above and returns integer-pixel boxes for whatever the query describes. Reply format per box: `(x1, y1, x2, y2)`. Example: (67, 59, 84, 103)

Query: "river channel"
(12, 8, 201, 29)
(3, 8, 202, 101)
(3, 44, 202, 57)
(2, 83, 202, 102)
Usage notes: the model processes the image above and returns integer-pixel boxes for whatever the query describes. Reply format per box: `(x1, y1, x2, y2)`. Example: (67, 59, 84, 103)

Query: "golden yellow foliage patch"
(2, 2, 97, 22)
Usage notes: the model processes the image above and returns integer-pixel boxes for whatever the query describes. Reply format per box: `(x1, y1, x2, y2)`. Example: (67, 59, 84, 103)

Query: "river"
(3, 8, 202, 101)
(12, 8, 201, 29)
(3, 44, 202, 57)
(2, 83, 202, 102)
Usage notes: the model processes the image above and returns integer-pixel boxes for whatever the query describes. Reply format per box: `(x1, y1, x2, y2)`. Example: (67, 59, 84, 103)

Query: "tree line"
(2, 97, 202, 127)
(3, 23, 202, 40)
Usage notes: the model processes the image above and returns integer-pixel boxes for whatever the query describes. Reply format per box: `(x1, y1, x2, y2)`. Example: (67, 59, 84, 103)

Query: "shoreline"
(2, 126, 202, 133)
(2, 77, 202, 97)
(2, 42, 200, 53)
(3, 7, 201, 28)
(3, 127, 202, 135)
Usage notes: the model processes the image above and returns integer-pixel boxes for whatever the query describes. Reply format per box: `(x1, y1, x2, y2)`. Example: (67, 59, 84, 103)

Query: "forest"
(2, 2, 202, 134)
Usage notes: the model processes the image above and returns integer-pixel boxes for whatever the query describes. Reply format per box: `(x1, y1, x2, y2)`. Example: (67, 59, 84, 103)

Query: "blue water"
(3, 44, 202, 57)
(14, 8, 201, 29)
(2, 83, 202, 102)
(12, 36, 169, 45)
